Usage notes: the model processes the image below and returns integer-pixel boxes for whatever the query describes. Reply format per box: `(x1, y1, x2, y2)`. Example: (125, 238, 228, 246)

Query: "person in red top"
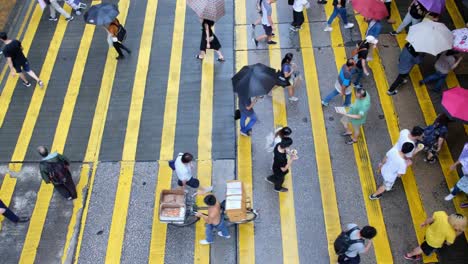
(0, 32, 43, 88)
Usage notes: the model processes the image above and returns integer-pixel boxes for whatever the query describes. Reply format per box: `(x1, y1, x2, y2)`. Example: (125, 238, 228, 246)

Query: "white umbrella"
(406, 20, 453, 56)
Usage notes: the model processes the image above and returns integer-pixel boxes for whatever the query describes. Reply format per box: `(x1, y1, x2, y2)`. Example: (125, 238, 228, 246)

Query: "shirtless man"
(197, 194, 231, 244)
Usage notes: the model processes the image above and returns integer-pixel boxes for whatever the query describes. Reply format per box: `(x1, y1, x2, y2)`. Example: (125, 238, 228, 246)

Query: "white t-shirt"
(381, 148, 407, 183)
(293, 0, 309, 12)
(175, 153, 192, 181)
(392, 129, 415, 158)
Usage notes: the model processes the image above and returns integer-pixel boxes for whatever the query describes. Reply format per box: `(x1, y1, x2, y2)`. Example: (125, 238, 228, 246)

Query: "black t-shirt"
(272, 144, 288, 174)
(3, 40, 27, 66)
(409, 1, 427, 19)
(202, 19, 215, 36)
(356, 42, 369, 69)
(332, 0, 346, 8)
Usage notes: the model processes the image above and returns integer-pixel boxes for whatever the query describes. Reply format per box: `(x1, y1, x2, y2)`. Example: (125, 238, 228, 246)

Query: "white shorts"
(383, 180, 395, 191)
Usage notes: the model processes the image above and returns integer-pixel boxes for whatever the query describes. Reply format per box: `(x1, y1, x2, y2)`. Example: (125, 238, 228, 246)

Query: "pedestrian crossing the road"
(0, 0, 467, 263)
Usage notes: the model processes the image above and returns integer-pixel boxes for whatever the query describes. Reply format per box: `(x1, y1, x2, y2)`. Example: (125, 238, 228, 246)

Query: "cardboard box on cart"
(225, 180, 246, 222)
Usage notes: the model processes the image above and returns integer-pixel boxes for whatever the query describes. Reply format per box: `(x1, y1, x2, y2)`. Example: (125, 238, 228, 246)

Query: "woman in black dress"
(197, 19, 225, 61)
(265, 137, 298, 192)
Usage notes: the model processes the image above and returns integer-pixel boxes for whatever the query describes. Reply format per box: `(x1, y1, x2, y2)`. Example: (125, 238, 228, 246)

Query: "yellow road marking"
(105, 0, 159, 262)
(0, 174, 17, 225)
(148, 0, 186, 263)
(17, 5, 86, 263)
(269, 6, 299, 264)
(73, 0, 132, 262)
(193, 50, 214, 264)
(0, 4, 43, 127)
(298, 12, 340, 264)
(234, 1, 255, 263)
(390, 2, 468, 240)
(0, 0, 35, 87)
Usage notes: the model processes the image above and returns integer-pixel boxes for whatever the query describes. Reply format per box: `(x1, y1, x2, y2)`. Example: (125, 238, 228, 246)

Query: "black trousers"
(113, 41, 130, 56)
(385, 2, 391, 19)
(53, 170, 77, 199)
(0, 199, 19, 222)
(388, 73, 409, 92)
(292, 10, 305, 27)
(338, 254, 361, 264)
(269, 170, 287, 190)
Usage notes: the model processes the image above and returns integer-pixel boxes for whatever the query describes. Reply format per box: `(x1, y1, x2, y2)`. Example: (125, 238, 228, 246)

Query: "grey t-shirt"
(345, 224, 366, 258)
(261, 1, 272, 26)
(435, 53, 456, 74)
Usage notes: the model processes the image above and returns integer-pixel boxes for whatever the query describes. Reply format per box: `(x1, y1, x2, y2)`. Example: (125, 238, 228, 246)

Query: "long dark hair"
(275, 126, 292, 138)
(281, 53, 293, 65)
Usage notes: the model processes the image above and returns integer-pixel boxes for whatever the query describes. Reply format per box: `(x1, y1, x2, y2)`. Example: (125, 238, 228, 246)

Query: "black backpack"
(288, 0, 294, 5)
(334, 226, 364, 255)
(111, 19, 127, 42)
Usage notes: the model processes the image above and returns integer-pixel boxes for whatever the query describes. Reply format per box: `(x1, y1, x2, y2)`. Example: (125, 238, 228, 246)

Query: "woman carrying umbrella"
(196, 19, 225, 61)
(390, 0, 427, 36)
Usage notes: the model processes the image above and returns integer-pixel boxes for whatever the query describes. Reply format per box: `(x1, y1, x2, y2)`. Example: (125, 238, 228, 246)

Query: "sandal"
(403, 253, 421, 260)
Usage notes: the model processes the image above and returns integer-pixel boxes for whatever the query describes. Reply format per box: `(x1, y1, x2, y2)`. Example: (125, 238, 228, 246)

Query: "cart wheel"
(168, 215, 200, 227)
(229, 209, 258, 224)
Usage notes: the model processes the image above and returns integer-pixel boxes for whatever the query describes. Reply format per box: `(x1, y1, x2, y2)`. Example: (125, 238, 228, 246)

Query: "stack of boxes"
(225, 180, 246, 222)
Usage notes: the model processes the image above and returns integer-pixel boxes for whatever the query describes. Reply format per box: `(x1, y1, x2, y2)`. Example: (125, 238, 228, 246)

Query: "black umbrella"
(232, 63, 289, 98)
(84, 3, 119, 26)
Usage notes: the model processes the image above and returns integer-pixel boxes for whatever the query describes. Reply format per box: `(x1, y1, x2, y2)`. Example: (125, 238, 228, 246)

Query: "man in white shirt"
(369, 142, 414, 200)
(392, 126, 424, 161)
(174, 152, 212, 192)
(290, 0, 310, 31)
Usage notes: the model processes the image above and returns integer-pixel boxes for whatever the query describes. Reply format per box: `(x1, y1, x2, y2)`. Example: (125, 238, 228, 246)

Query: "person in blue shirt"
(322, 59, 355, 107)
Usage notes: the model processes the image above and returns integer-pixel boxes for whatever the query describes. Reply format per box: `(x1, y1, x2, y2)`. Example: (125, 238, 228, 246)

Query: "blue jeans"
(327, 7, 348, 25)
(240, 112, 257, 134)
(352, 68, 363, 86)
(422, 71, 447, 92)
(323, 89, 351, 106)
(205, 216, 229, 243)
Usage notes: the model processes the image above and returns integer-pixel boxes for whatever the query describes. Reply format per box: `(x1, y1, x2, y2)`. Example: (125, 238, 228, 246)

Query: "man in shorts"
(369, 142, 414, 200)
(252, 0, 277, 47)
(391, 126, 424, 164)
(337, 88, 370, 145)
(174, 152, 212, 192)
(0, 32, 43, 88)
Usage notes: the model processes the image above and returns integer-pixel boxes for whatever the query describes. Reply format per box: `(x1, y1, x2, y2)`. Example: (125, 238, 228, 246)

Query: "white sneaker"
(203, 186, 213, 192)
(199, 240, 213, 245)
(289, 96, 299, 101)
(445, 194, 455, 201)
(344, 23, 354, 29)
(217, 231, 231, 238)
(324, 26, 333, 32)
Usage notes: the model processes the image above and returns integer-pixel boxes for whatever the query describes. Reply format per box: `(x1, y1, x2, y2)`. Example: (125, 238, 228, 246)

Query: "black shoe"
(274, 187, 288, 193)
(317, 0, 328, 4)
(251, 23, 256, 29)
(267, 40, 277, 45)
(369, 194, 382, 200)
(22, 81, 31, 87)
(65, 16, 74, 22)
(387, 90, 398, 96)
(125, 48, 131, 54)
(49, 16, 58, 22)
(389, 31, 397, 36)
(17, 216, 30, 223)
(116, 55, 124, 60)
(265, 176, 274, 185)
(418, 80, 424, 86)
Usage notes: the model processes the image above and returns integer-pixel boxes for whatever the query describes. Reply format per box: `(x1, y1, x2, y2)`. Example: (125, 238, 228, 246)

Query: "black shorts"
(421, 241, 437, 256)
(13, 60, 31, 73)
(262, 24, 273, 36)
(177, 177, 200, 188)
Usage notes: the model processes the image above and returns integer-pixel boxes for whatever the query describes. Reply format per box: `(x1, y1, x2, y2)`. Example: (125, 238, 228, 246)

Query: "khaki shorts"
(340, 116, 361, 133)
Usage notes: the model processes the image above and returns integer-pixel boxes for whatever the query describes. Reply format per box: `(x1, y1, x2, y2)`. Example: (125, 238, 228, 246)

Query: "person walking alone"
(265, 137, 298, 193)
(38, 146, 77, 200)
(252, 0, 277, 47)
(0, 199, 29, 224)
(404, 212, 467, 260)
(322, 59, 355, 107)
(337, 88, 370, 145)
(335, 224, 377, 264)
(387, 43, 423, 95)
(419, 50, 463, 92)
(196, 19, 225, 62)
(47, 0, 74, 22)
(324, 0, 354, 32)
(0, 32, 43, 88)
(290, 0, 310, 32)
(105, 18, 131, 60)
